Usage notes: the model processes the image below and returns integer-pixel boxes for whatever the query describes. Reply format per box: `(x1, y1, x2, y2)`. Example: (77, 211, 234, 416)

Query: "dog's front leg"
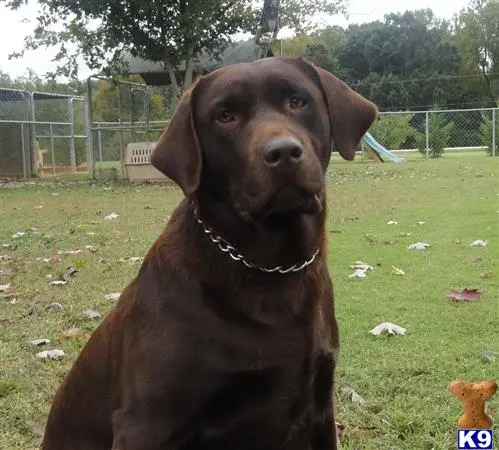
(111, 407, 177, 450)
(311, 352, 337, 450)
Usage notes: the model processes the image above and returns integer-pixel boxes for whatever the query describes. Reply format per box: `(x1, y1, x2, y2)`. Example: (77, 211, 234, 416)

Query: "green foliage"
(370, 114, 423, 150)
(3, 0, 256, 91)
(278, 0, 345, 34)
(418, 113, 456, 158)
(337, 10, 461, 110)
(453, 0, 499, 106)
(0, 0, 497, 119)
(276, 26, 346, 76)
(480, 115, 497, 155)
(3, 0, 348, 93)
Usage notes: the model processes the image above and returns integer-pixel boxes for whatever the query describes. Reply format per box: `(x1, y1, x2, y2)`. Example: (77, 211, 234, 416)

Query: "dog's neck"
(188, 192, 326, 273)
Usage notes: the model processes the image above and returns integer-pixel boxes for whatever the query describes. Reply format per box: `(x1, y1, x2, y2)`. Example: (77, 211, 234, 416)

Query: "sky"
(0, 0, 470, 81)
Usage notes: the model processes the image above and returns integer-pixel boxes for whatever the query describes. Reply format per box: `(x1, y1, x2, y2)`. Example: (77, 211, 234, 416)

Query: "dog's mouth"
(239, 186, 323, 225)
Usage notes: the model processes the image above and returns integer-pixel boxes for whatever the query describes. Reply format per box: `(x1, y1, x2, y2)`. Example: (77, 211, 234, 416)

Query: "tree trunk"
(164, 49, 181, 107)
(479, 63, 495, 105)
(183, 43, 195, 91)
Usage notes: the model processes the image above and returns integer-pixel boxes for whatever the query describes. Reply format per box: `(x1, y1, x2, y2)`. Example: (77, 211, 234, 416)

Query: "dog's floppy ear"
(298, 57, 378, 161)
(150, 89, 201, 196)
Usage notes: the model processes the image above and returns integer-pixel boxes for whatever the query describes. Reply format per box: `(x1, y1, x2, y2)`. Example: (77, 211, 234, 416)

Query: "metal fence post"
(492, 109, 496, 158)
(118, 82, 124, 177)
(86, 77, 95, 179)
(68, 98, 76, 171)
(20, 122, 27, 178)
(425, 111, 429, 158)
(49, 123, 55, 175)
(30, 92, 37, 176)
(145, 87, 150, 142)
(98, 128, 103, 163)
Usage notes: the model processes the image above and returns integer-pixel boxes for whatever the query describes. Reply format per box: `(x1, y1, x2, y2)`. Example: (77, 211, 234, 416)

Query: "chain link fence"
(0, 88, 88, 178)
(371, 108, 497, 158)
(87, 76, 174, 180)
(0, 88, 31, 177)
(2, 80, 496, 180)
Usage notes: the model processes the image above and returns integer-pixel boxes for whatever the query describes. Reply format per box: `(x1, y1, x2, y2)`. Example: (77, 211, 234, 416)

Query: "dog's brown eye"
(217, 111, 236, 123)
(289, 96, 306, 109)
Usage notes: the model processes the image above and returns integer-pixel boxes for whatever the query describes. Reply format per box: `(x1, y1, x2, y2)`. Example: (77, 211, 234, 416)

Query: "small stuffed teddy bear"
(449, 380, 497, 429)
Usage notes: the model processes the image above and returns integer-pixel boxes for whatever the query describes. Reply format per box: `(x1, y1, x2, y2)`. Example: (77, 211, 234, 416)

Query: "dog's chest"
(171, 284, 330, 449)
(197, 277, 327, 368)
(178, 338, 323, 450)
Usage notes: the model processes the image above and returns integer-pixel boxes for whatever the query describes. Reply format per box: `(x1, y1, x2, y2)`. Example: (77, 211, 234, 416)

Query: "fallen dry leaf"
(482, 350, 496, 362)
(349, 269, 369, 279)
(27, 420, 45, 439)
(104, 212, 119, 221)
(82, 309, 101, 319)
(395, 232, 412, 237)
(470, 239, 488, 247)
(57, 249, 83, 255)
(340, 386, 365, 404)
(392, 266, 406, 276)
(12, 231, 25, 239)
(64, 267, 78, 280)
(60, 327, 88, 341)
(0, 289, 16, 299)
(104, 292, 121, 301)
(416, 221, 426, 225)
(0, 268, 16, 277)
(369, 322, 407, 336)
(36, 257, 52, 263)
(407, 242, 431, 250)
(29, 338, 50, 346)
(348, 261, 374, 279)
(49, 280, 68, 286)
(387, 220, 398, 225)
(335, 421, 346, 441)
(445, 288, 481, 302)
(120, 256, 143, 264)
(0, 282, 11, 292)
(349, 261, 374, 271)
(480, 272, 493, 279)
(36, 349, 65, 360)
(46, 302, 62, 311)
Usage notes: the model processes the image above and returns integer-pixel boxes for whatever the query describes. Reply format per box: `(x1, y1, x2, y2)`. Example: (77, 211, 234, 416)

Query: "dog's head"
(152, 57, 377, 225)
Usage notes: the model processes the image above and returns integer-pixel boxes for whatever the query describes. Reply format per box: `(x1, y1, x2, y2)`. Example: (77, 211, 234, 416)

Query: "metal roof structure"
(124, 40, 274, 86)
(0, 88, 82, 102)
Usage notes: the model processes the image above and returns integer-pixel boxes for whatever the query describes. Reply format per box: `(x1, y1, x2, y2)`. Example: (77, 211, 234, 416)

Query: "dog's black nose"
(263, 137, 303, 167)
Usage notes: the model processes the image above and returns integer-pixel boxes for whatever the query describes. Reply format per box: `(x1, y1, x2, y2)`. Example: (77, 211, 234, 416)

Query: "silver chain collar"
(193, 208, 319, 274)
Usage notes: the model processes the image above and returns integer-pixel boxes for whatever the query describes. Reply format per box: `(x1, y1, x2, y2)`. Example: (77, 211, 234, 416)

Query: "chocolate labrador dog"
(41, 57, 377, 450)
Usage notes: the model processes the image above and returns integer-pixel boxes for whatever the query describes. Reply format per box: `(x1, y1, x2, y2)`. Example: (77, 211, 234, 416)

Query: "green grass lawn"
(0, 153, 497, 449)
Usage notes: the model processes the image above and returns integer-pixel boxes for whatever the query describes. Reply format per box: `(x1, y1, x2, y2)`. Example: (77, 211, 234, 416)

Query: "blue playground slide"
(362, 132, 406, 164)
